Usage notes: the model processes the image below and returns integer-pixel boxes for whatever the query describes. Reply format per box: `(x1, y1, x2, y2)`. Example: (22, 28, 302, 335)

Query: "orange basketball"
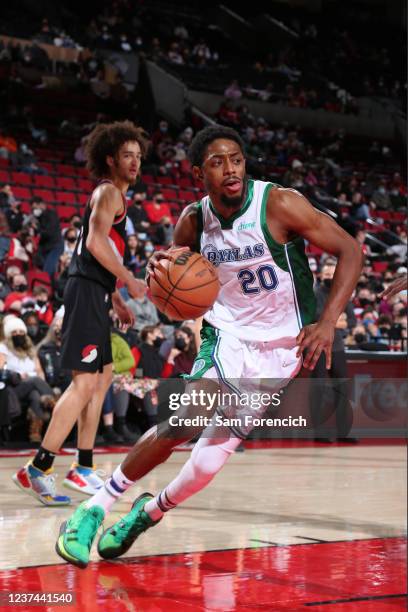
(148, 252, 219, 320)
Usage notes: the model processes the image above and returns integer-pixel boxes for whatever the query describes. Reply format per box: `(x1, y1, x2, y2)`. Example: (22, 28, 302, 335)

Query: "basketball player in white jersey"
(56, 125, 363, 568)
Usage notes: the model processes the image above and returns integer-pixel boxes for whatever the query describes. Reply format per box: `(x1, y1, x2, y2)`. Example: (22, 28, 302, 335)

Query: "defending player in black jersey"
(13, 121, 148, 505)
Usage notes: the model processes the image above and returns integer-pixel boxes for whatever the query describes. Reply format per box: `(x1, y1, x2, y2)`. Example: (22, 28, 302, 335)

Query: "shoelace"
(41, 473, 57, 496)
(68, 510, 102, 548)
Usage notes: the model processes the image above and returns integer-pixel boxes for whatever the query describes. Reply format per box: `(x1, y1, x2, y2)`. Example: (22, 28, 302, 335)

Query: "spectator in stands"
(355, 229, 371, 257)
(63, 228, 78, 257)
(0, 265, 21, 301)
(23, 310, 47, 346)
(370, 180, 391, 210)
(350, 192, 370, 221)
(32, 286, 53, 327)
(62, 214, 82, 238)
(152, 120, 169, 148)
(144, 192, 173, 224)
(0, 132, 17, 161)
(167, 326, 198, 377)
(52, 253, 71, 307)
(127, 285, 159, 335)
(4, 273, 31, 314)
(0, 185, 17, 209)
(224, 80, 243, 100)
(135, 325, 170, 378)
(5, 198, 23, 233)
(155, 216, 174, 248)
(0, 211, 28, 265)
(37, 311, 71, 393)
(124, 234, 147, 276)
(128, 192, 151, 233)
(31, 196, 64, 277)
(0, 315, 56, 442)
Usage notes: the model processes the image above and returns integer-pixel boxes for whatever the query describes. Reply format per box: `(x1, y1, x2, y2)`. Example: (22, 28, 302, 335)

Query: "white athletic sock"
(144, 435, 242, 521)
(86, 465, 135, 514)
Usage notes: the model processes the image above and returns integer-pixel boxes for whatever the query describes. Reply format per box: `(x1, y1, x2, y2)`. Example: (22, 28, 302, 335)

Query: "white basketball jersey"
(197, 179, 315, 343)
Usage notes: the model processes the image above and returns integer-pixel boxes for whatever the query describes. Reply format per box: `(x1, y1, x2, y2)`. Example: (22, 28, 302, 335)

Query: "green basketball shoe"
(56, 502, 105, 568)
(97, 492, 161, 560)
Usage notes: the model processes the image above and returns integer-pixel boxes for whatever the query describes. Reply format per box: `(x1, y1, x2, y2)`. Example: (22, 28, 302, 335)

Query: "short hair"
(85, 120, 150, 180)
(188, 125, 245, 167)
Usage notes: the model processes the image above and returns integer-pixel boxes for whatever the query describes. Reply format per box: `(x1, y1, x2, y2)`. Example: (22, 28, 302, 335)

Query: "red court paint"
(0, 537, 405, 611)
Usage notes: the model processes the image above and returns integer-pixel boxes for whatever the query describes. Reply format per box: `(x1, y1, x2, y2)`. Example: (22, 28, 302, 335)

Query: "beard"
(220, 176, 247, 210)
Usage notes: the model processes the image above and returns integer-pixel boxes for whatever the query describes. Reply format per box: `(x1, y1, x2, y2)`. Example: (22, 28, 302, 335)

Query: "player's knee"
(73, 372, 99, 399)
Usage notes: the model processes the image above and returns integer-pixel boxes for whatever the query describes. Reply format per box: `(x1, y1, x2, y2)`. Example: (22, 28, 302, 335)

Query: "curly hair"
(187, 125, 245, 167)
(85, 120, 150, 179)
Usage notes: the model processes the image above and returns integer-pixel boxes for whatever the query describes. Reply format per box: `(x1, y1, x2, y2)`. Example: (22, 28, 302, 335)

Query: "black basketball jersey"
(68, 180, 128, 293)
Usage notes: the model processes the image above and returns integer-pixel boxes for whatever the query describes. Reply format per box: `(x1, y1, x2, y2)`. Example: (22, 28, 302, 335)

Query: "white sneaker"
(63, 463, 105, 496)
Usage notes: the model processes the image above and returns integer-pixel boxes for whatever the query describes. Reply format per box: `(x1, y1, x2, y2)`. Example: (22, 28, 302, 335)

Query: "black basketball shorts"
(60, 276, 112, 373)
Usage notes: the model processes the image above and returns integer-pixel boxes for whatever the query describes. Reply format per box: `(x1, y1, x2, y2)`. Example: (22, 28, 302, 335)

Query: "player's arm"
(269, 189, 364, 369)
(86, 184, 144, 299)
(146, 203, 198, 278)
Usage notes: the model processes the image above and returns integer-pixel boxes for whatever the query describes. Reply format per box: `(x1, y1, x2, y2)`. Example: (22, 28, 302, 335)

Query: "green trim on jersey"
(260, 183, 316, 327)
(209, 179, 255, 229)
(285, 242, 316, 327)
(195, 200, 203, 253)
(182, 322, 217, 380)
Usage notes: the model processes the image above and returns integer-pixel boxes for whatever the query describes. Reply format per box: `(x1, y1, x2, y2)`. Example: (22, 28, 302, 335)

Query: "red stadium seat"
(0, 170, 10, 183)
(372, 261, 388, 273)
(77, 179, 94, 192)
(33, 188, 54, 202)
(56, 205, 78, 220)
(78, 193, 89, 205)
(13, 186, 32, 200)
(141, 174, 154, 184)
(157, 176, 173, 185)
(76, 167, 89, 177)
(56, 177, 77, 191)
(57, 164, 76, 176)
(34, 174, 55, 188)
(26, 268, 52, 292)
(161, 188, 178, 200)
(178, 189, 196, 203)
(178, 177, 193, 188)
(56, 191, 77, 204)
(38, 162, 55, 173)
(11, 172, 32, 185)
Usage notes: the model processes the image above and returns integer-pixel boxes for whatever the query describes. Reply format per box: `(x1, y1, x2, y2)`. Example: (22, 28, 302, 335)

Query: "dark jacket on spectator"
(314, 284, 356, 351)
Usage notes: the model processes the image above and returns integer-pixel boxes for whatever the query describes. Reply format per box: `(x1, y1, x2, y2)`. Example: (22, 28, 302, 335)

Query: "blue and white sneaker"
(63, 463, 105, 496)
(12, 462, 71, 506)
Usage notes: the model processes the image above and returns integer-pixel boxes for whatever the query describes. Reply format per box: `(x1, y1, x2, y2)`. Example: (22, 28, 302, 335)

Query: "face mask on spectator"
(66, 236, 76, 244)
(37, 298, 47, 308)
(359, 298, 371, 307)
(322, 279, 332, 289)
(379, 326, 389, 335)
(145, 246, 154, 255)
(153, 337, 164, 348)
(73, 220, 82, 228)
(12, 335, 27, 349)
(175, 337, 186, 350)
(27, 325, 39, 338)
(354, 333, 367, 344)
(33, 208, 43, 217)
(15, 283, 28, 292)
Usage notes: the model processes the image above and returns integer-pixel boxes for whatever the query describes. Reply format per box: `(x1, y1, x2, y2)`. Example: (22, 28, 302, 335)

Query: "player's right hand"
(145, 246, 190, 284)
(127, 276, 147, 299)
(379, 276, 407, 300)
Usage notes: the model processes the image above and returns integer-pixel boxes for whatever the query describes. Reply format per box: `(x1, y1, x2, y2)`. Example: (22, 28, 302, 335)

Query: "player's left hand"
(113, 300, 135, 331)
(296, 321, 335, 370)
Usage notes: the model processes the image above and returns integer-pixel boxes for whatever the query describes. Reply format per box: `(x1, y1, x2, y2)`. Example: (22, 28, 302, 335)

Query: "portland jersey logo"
(81, 344, 98, 363)
(202, 243, 264, 267)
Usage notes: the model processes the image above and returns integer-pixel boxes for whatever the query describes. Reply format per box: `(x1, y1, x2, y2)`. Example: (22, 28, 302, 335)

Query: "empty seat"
(56, 205, 78, 220)
(0, 170, 10, 183)
(13, 186, 32, 200)
(56, 191, 77, 204)
(34, 174, 55, 188)
(33, 189, 54, 202)
(57, 164, 77, 176)
(178, 189, 195, 202)
(56, 177, 77, 191)
(77, 179, 94, 192)
(11, 172, 32, 185)
(161, 188, 178, 200)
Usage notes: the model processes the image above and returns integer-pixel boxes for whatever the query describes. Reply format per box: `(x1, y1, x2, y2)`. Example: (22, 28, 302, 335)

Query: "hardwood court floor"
(0, 443, 406, 611)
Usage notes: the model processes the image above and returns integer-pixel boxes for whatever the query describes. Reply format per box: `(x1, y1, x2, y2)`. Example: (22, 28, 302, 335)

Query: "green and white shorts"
(183, 322, 302, 437)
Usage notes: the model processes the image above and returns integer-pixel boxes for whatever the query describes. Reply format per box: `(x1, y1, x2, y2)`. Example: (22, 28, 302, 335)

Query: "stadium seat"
(372, 261, 389, 273)
(157, 176, 173, 185)
(161, 188, 178, 200)
(34, 175, 55, 188)
(11, 172, 32, 185)
(56, 191, 77, 204)
(141, 174, 154, 184)
(33, 189, 54, 202)
(13, 186, 32, 200)
(26, 268, 52, 292)
(0, 170, 10, 183)
(178, 177, 193, 188)
(77, 179, 94, 192)
(178, 189, 196, 202)
(56, 205, 78, 220)
(57, 164, 77, 176)
(56, 177, 77, 191)
(78, 193, 89, 205)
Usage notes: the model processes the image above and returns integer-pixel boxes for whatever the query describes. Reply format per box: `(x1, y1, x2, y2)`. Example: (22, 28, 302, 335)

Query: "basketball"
(148, 251, 220, 320)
